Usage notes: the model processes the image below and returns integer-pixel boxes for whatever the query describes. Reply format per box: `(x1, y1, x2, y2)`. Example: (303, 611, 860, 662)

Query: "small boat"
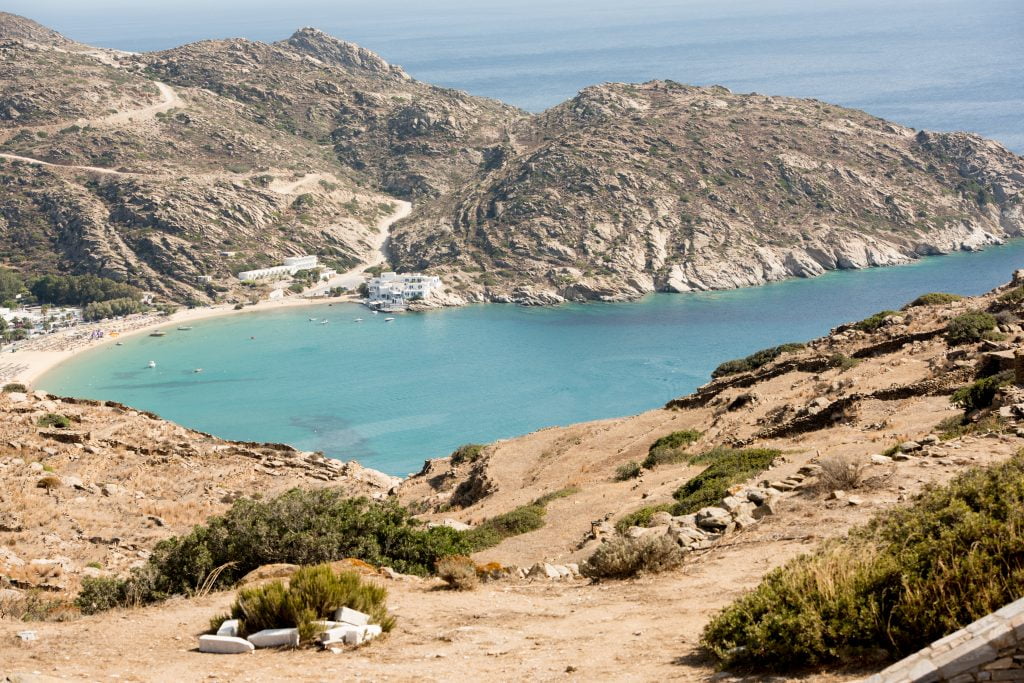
(353, 318, 363, 323)
(147, 360, 156, 368)
(115, 342, 124, 346)
(320, 319, 329, 324)
(149, 330, 166, 337)
(193, 368, 203, 374)
(384, 317, 395, 322)
(309, 317, 318, 322)
(177, 326, 193, 331)
(372, 310, 379, 315)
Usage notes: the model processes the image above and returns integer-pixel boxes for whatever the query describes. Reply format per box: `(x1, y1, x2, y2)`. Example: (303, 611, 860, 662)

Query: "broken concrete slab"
(247, 628, 300, 648)
(198, 635, 255, 654)
(319, 625, 361, 646)
(215, 619, 239, 637)
(336, 606, 370, 626)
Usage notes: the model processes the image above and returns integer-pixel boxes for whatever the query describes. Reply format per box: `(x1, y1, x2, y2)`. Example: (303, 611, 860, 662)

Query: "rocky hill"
(1, 14, 1023, 307)
(0, 389, 397, 596)
(391, 81, 1024, 303)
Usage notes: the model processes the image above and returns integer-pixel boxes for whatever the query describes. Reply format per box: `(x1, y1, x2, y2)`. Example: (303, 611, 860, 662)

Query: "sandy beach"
(4, 293, 357, 388)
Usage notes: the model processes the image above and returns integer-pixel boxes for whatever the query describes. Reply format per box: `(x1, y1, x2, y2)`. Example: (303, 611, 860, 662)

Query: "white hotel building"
(366, 272, 443, 311)
(237, 255, 320, 282)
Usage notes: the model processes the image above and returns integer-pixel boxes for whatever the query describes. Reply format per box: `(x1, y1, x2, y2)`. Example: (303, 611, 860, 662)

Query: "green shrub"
(531, 487, 579, 507)
(906, 292, 962, 307)
(702, 454, 1024, 671)
(435, 555, 479, 590)
(643, 430, 702, 468)
(951, 374, 1010, 412)
(230, 564, 393, 642)
(37, 413, 71, 429)
(450, 443, 485, 466)
(76, 576, 130, 615)
(615, 504, 674, 533)
(945, 310, 997, 345)
(827, 353, 859, 371)
(672, 448, 780, 515)
(853, 310, 898, 332)
(998, 286, 1024, 304)
(139, 490, 472, 600)
(712, 343, 805, 378)
(935, 414, 1004, 441)
(2, 383, 26, 393)
(581, 534, 684, 580)
(615, 461, 643, 481)
(465, 504, 546, 551)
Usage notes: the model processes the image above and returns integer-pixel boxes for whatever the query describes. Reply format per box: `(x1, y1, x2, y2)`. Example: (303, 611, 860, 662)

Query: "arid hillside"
(391, 81, 1024, 303)
(2, 13, 1023, 306)
(6, 274, 1024, 679)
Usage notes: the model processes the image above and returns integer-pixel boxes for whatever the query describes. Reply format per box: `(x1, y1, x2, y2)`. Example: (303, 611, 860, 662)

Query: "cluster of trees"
(82, 297, 147, 321)
(0, 268, 25, 307)
(30, 274, 141, 306)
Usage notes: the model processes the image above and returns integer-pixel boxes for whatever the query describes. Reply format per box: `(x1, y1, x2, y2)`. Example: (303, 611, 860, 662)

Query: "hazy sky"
(4, 0, 1021, 151)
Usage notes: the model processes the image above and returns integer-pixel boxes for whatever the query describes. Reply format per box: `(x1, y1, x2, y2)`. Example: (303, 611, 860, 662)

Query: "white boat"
(177, 326, 193, 331)
(320, 319, 329, 325)
(115, 342, 124, 346)
(147, 360, 156, 368)
(372, 310, 379, 315)
(149, 330, 166, 337)
(384, 317, 395, 322)
(193, 368, 203, 374)
(309, 317, 318, 322)
(353, 318, 363, 323)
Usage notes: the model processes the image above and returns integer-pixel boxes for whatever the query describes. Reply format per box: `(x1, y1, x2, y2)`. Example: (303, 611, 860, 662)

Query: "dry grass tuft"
(815, 454, 867, 493)
(435, 555, 480, 590)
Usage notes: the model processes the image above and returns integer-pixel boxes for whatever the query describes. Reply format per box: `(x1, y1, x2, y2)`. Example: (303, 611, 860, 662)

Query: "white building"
(238, 255, 319, 282)
(283, 255, 319, 270)
(366, 272, 442, 311)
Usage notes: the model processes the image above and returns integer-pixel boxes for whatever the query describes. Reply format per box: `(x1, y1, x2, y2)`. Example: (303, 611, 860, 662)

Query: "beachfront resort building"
(366, 272, 443, 311)
(238, 255, 320, 282)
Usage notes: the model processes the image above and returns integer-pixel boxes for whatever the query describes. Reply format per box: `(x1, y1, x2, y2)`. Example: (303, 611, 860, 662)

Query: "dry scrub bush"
(704, 454, 1024, 671)
(229, 563, 394, 642)
(581, 534, 684, 580)
(815, 454, 866, 492)
(0, 590, 77, 622)
(435, 555, 479, 590)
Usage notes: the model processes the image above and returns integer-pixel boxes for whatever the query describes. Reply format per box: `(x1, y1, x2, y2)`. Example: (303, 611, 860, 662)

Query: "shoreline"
(12, 294, 358, 388)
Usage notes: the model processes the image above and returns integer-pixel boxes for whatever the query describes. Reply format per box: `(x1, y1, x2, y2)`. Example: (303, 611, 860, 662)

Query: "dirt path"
(94, 81, 182, 126)
(0, 80, 181, 174)
(311, 199, 413, 293)
(0, 151, 138, 175)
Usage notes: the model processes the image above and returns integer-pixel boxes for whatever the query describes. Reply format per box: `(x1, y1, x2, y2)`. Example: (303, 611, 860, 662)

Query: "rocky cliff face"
(2, 16, 1023, 305)
(390, 82, 1024, 303)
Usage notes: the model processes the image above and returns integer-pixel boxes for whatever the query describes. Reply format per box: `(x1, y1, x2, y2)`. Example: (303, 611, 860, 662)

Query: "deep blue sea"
(7, 0, 1023, 152)
(20, 0, 1024, 474)
(40, 242, 1024, 475)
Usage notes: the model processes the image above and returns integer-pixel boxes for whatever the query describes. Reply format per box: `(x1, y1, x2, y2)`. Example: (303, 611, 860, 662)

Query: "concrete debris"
(247, 628, 300, 648)
(216, 619, 239, 637)
(336, 606, 370, 626)
(198, 635, 255, 654)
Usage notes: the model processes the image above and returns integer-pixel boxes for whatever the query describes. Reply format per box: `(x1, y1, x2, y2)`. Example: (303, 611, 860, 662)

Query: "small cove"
(39, 242, 1024, 476)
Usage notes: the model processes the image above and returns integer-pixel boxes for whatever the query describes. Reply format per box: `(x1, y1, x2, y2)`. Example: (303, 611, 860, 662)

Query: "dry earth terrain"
(5, 274, 1024, 680)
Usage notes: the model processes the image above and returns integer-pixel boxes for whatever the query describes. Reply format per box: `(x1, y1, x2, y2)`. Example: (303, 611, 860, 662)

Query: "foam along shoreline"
(11, 294, 354, 388)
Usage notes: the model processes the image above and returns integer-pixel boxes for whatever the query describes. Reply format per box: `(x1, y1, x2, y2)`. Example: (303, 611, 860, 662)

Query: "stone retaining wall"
(863, 598, 1024, 682)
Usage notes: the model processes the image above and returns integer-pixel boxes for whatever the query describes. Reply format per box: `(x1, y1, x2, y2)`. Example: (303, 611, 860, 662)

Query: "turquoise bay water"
(41, 243, 1024, 475)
